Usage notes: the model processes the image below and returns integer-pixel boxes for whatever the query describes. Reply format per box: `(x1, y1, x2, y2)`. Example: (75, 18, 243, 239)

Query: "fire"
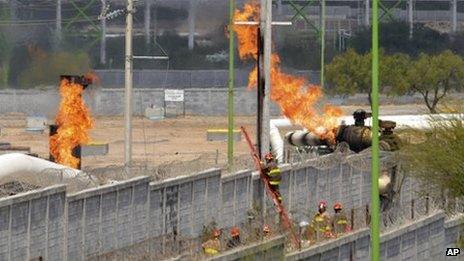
(233, 3, 343, 142)
(49, 78, 93, 168)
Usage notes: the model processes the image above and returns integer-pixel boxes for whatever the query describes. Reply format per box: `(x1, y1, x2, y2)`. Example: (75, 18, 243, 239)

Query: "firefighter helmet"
(264, 152, 274, 161)
(318, 201, 327, 209)
(230, 226, 240, 237)
(212, 228, 221, 238)
(333, 202, 343, 210)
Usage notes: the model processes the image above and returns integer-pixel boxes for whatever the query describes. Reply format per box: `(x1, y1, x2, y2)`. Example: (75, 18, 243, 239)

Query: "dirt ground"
(0, 104, 428, 176)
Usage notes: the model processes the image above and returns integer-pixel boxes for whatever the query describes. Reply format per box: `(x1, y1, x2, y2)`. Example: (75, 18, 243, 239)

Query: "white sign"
(164, 89, 184, 102)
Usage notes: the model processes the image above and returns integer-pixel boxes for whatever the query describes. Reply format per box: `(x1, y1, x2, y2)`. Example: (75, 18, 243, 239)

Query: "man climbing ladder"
(241, 126, 300, 248)
(261, 152, 283, 203)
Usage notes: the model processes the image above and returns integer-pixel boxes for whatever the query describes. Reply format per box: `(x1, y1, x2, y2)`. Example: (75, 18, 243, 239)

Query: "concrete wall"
(65, 176, 151, 260)
(444, 214, 464, 249)
(285, 212, 448, 261)
(0, 157, 457, 260)
(0, 88, 444, 117)
(0, 185, 66, 261)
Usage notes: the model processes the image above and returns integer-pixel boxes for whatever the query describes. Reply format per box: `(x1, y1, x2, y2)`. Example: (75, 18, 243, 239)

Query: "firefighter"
(331, 203, 350, 236)
(308, 201, 333, 241)
(202, 228, 222, 255)
(263, 224, 271, 239)
(261, 152, 283, 203)
(379, 120, 402, 151)
(226, 226, 241, 249)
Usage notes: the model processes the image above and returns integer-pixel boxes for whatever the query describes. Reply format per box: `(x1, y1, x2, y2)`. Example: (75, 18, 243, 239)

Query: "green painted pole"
(227, 0, 235, 170)
(320, 0, 325, 88)
(371, 0, 380, 259)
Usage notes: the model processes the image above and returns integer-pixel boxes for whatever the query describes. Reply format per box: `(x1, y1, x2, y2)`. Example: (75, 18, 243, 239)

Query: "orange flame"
(50, 78, 94, 168)
(233, 3, 342, 142)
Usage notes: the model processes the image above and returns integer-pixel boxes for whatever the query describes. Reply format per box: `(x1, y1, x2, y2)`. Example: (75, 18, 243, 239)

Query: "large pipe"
(0, 153, 96, 188)
(270, 113, 463, 161)
(284, 130, 327, 147)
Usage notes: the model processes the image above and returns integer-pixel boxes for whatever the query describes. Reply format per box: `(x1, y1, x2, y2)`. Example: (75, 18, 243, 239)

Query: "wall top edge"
(221, 169, 252, 183)
(150, 168, 221, 190)
(0, 184, 66, 208)
(67, 176, 151, 202)
(380, 211, 446, 243)
(444, 213, 464, 228)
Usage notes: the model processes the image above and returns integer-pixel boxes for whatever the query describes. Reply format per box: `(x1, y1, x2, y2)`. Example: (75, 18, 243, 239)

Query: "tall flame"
(50, 79, 93, 168)
(233, 3, 342, 142)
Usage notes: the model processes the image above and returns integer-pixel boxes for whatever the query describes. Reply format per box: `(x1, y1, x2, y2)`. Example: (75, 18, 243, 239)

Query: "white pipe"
(269, 118, 291, 163)
(0, 153, 96, 187)
(270, 113, 463, 162)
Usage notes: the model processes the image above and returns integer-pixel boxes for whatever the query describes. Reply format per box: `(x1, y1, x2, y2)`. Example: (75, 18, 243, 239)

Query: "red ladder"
(240, 126, 300, 249)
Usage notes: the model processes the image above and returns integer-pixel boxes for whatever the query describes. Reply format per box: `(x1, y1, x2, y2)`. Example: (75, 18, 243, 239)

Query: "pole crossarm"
(234, 21, 293, 25)
(133, 55, 169, 60)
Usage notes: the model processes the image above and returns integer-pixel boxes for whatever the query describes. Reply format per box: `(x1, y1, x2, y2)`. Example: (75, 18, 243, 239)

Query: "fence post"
(350, 208, 355, 230)
(411, 199, 415, 219)
(425, 196, 429, 214)
(365, 204, 370, 226)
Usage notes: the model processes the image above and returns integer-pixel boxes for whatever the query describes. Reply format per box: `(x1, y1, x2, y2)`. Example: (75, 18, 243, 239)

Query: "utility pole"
(188, 0, 198, 50)
(452, 0, 457, 32)
(365, 0, 370, 26)
(258, 0, 272, 157)
(9, 0, 18, 20)
(408, 0, 413, 38)
(320, 0, 326, 89)
(100, 0, 107, 65)
(153, 1, 158, 44)
(227, 0, 235, 169)
(56, 0, 62, 47)
(145, 0, 152, 45)
(125, 0, 134, 169)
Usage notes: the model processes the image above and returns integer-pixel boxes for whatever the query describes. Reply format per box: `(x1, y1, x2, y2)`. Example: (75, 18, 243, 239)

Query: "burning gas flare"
(49, 78, 94, 168)
(233, 3, 342, 141)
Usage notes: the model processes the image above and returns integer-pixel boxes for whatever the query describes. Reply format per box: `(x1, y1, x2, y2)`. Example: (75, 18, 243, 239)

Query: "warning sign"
(164, 89, 184, 102)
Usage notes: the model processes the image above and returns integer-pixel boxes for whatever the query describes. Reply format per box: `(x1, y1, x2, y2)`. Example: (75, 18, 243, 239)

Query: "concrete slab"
(81, 142, 109, 156)
(145, 106, 165, 120)
(25, 117, 47, 133)
(206, 129, 241, 142)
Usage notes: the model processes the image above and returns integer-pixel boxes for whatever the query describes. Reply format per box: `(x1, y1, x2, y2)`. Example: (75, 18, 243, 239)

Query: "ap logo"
(446, 248, 461, 256)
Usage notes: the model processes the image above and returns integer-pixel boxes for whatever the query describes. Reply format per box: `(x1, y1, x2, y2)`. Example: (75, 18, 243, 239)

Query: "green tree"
(0, 32, 12, 87)
(326, 49, 370, 102)
(326, 49, 410, 107)
(18, 51, 91, 88)
(402, 51, 464, 113)
(401, 114, 464, 200)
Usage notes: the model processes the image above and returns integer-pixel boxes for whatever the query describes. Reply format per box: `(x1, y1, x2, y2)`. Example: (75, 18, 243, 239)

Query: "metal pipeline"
(284, 130, 327, 147)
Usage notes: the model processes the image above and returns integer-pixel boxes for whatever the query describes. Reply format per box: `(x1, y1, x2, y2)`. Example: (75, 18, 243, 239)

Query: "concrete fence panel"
(0, 185, 66, 261)
(66, 176, 151, 260)
(149, 169, 221, 241)
(220, 170, 253, 228)
(444, 214, 464, 249)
